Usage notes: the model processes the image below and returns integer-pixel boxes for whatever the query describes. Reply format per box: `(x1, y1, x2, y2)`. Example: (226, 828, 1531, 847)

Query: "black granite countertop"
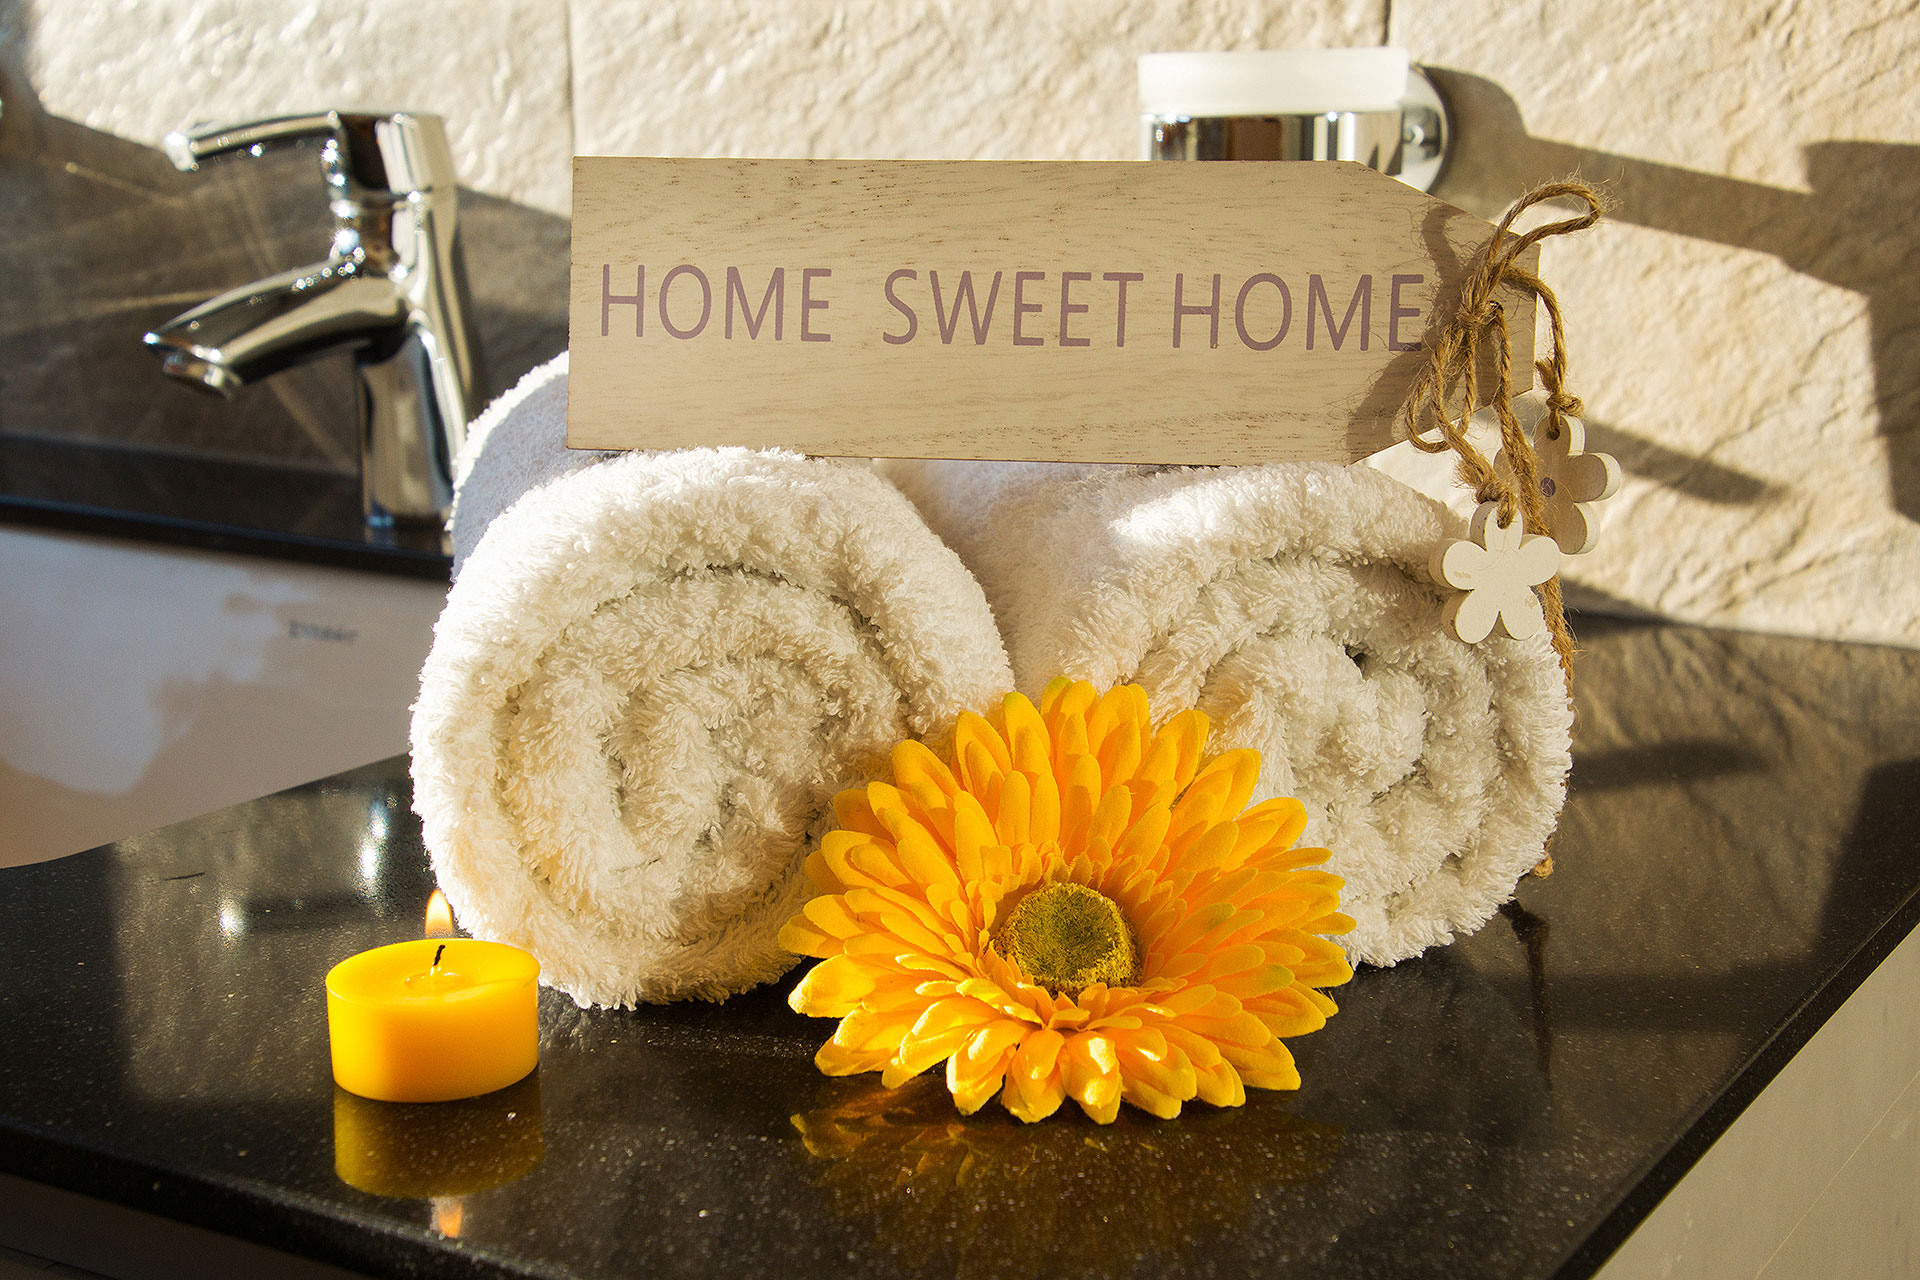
(2, 615, 1918, 1280)
(0, 434, 453, 578)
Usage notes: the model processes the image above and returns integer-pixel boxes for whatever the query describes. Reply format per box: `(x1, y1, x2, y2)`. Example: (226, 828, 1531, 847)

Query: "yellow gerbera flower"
(778, 679, 1354, 1123)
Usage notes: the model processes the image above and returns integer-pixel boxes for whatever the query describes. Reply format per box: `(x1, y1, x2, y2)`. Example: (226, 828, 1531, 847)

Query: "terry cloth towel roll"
(883, 459, 1571, 966)
(413, 426, 1013, 1008)
(447, 351, 618, 575)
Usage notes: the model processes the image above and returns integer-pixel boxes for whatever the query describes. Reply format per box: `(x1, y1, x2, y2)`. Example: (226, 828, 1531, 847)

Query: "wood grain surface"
(568, 157, 1536, 463)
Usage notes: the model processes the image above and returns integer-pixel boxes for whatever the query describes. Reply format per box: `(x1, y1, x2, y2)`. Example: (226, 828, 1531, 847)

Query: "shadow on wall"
(1430, 69, 1920, 522)
(0, 10, 568, 469)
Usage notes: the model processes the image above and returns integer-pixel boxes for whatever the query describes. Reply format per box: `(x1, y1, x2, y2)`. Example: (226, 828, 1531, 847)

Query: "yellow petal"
(1004, 1027, 1068, 1120)
(1247, 985, 1328, 1038)
(1148, 708, 1209, 791)
(995, 769, 1032, 845)
(817, 833, 889, 891)
(1116, 1035, 1197, 1109)
(789, 954, 879, 1017)
(802, 894, 866, 940)
(951, 792, 996, 885)
(1219, 1038, 1301, 1091)
(832, 788, 890, 840)
(1060, 1032, 1123, 1124)
(1284, 934, 1354, 988)
(803, 844, 847, 895)
(892, 1022, 981, 1078)
(946, 1020, 1029, 1114)
(1190, 749, 1261, 827)
(955, 709, 1013, 773)
(1028, 767, 1062, 845)
(1166, 768, 1236, 856)
(826, 1004, 916, 1057)
(777, 914, 839, 958)
(1160, 1023, 1225, 1071)
(1083, 784, 1134, 854)
(892, 738, 960, 804)
(1182, 821, 1241, 873)
(896, 830, 960, 891)
(816, 1036, 890, 1076)
(908, 994, 1004, 1041)
(958, 739, 1005, 805)
(1004, 692, 1053, 775)
(1154, 900, 1236, 961)
(1000, 1070, 1068, 1124)
(1085, 685, 1131, 756)
(1058, 753, 1102, 851)
(1114, 804, 1173, 870)
(1095, 712, 1144, 793)
(1045, 680, 1099, 741)
(1236, 796, 1309, 857)
(1193, 1059, 1246, 1107)
(1038, 677, 1075, 716)
(1118, 1068, 1187, 1119)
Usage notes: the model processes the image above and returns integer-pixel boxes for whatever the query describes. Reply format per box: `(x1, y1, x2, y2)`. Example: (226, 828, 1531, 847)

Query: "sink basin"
(0, 524, 446, 866)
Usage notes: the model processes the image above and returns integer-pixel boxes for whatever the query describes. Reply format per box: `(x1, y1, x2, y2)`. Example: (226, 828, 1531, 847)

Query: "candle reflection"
(332, 1072, 544, 1201)
(431, 1196, 464, 1239)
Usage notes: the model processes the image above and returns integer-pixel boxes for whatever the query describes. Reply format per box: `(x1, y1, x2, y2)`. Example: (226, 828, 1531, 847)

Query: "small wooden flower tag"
(1430, 503, 1562, 643)
(1497, 414, 1621, 555)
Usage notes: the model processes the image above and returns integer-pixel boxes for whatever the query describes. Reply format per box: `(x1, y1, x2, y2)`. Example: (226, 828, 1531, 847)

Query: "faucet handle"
(163, 110, 457, 203)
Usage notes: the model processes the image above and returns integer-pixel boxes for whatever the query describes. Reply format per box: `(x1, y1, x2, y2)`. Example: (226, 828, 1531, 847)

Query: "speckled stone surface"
(0, 435, 453, 578)
(1, 616, 1916, 1280)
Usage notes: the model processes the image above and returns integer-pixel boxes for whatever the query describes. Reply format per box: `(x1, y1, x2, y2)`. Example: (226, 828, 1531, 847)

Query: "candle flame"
(424, 890, 455, 938)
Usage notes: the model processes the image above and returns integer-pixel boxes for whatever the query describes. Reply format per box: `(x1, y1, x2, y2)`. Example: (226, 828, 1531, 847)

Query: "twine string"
(1402, 180, 1606, 680)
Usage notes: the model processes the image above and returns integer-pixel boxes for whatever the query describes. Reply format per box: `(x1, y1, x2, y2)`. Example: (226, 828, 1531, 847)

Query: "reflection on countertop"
(0, 614, 1916, 1280)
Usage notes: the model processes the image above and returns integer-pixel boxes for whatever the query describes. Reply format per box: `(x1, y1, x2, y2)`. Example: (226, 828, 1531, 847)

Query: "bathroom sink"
(0, 521, 446, 866)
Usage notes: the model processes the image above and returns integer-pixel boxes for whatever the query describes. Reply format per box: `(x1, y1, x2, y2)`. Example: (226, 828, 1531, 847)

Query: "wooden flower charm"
(1498, 414, 1621, 555)
(1430, 503, 1561, 643)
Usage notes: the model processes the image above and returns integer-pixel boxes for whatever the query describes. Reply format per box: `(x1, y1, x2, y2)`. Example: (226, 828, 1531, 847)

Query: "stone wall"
(7, 0, 1916, 646)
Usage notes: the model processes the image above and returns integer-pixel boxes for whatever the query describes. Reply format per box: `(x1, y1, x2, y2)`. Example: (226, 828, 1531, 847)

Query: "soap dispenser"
(1138, 47, 1449, 191)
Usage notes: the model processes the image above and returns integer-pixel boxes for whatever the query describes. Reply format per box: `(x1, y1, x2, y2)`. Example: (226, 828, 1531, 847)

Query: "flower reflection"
(791, 1075, 1342, 1279)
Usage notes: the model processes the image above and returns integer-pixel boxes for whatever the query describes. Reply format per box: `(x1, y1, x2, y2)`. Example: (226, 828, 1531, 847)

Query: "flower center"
(994, 882, 1138, 996)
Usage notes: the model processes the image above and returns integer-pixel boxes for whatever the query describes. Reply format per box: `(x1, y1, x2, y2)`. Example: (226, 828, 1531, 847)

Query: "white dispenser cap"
(1138, 47, 1412, 117)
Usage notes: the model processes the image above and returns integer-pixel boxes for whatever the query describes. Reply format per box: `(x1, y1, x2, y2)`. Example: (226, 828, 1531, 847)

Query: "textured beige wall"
(11, 0, 1919, 645)
(17, 0, 574, 213)
(1389, 0, 1920, 647)
(568, 0, 1385, 160)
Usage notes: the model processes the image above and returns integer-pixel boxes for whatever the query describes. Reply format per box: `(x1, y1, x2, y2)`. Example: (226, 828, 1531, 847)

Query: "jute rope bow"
(1402, 180, 1607, 684)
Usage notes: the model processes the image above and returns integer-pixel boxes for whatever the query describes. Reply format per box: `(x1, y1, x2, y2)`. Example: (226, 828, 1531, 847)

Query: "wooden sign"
(567, 158, 1535, 463)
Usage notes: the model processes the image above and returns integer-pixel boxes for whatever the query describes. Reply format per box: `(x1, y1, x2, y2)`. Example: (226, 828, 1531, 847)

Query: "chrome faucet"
(144, 111, 479, 526)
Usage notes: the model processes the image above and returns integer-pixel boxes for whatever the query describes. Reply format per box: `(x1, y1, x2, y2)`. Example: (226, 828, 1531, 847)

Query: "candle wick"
(430, 943, 446, 972)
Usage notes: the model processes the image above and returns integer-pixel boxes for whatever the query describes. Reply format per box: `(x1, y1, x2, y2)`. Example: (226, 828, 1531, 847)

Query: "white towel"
(412, 375, 1013, 1006)
(883, 459, 1571, 966)
(447, 351, 619, 576)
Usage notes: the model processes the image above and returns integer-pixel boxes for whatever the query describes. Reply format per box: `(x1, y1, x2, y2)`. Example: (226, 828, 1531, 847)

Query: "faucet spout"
(141, 110, 479, 527)
(144, 256, 409, 396)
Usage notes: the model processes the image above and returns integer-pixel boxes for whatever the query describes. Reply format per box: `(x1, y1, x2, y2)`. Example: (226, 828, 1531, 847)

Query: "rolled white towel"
(883, 459, 1571, 966)
(414, 437, 1013, 1007)
(447, 351, 620, 575)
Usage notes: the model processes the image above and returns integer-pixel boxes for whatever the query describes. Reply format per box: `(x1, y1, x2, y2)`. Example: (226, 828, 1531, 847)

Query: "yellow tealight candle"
(326, 894, 540, 1103)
